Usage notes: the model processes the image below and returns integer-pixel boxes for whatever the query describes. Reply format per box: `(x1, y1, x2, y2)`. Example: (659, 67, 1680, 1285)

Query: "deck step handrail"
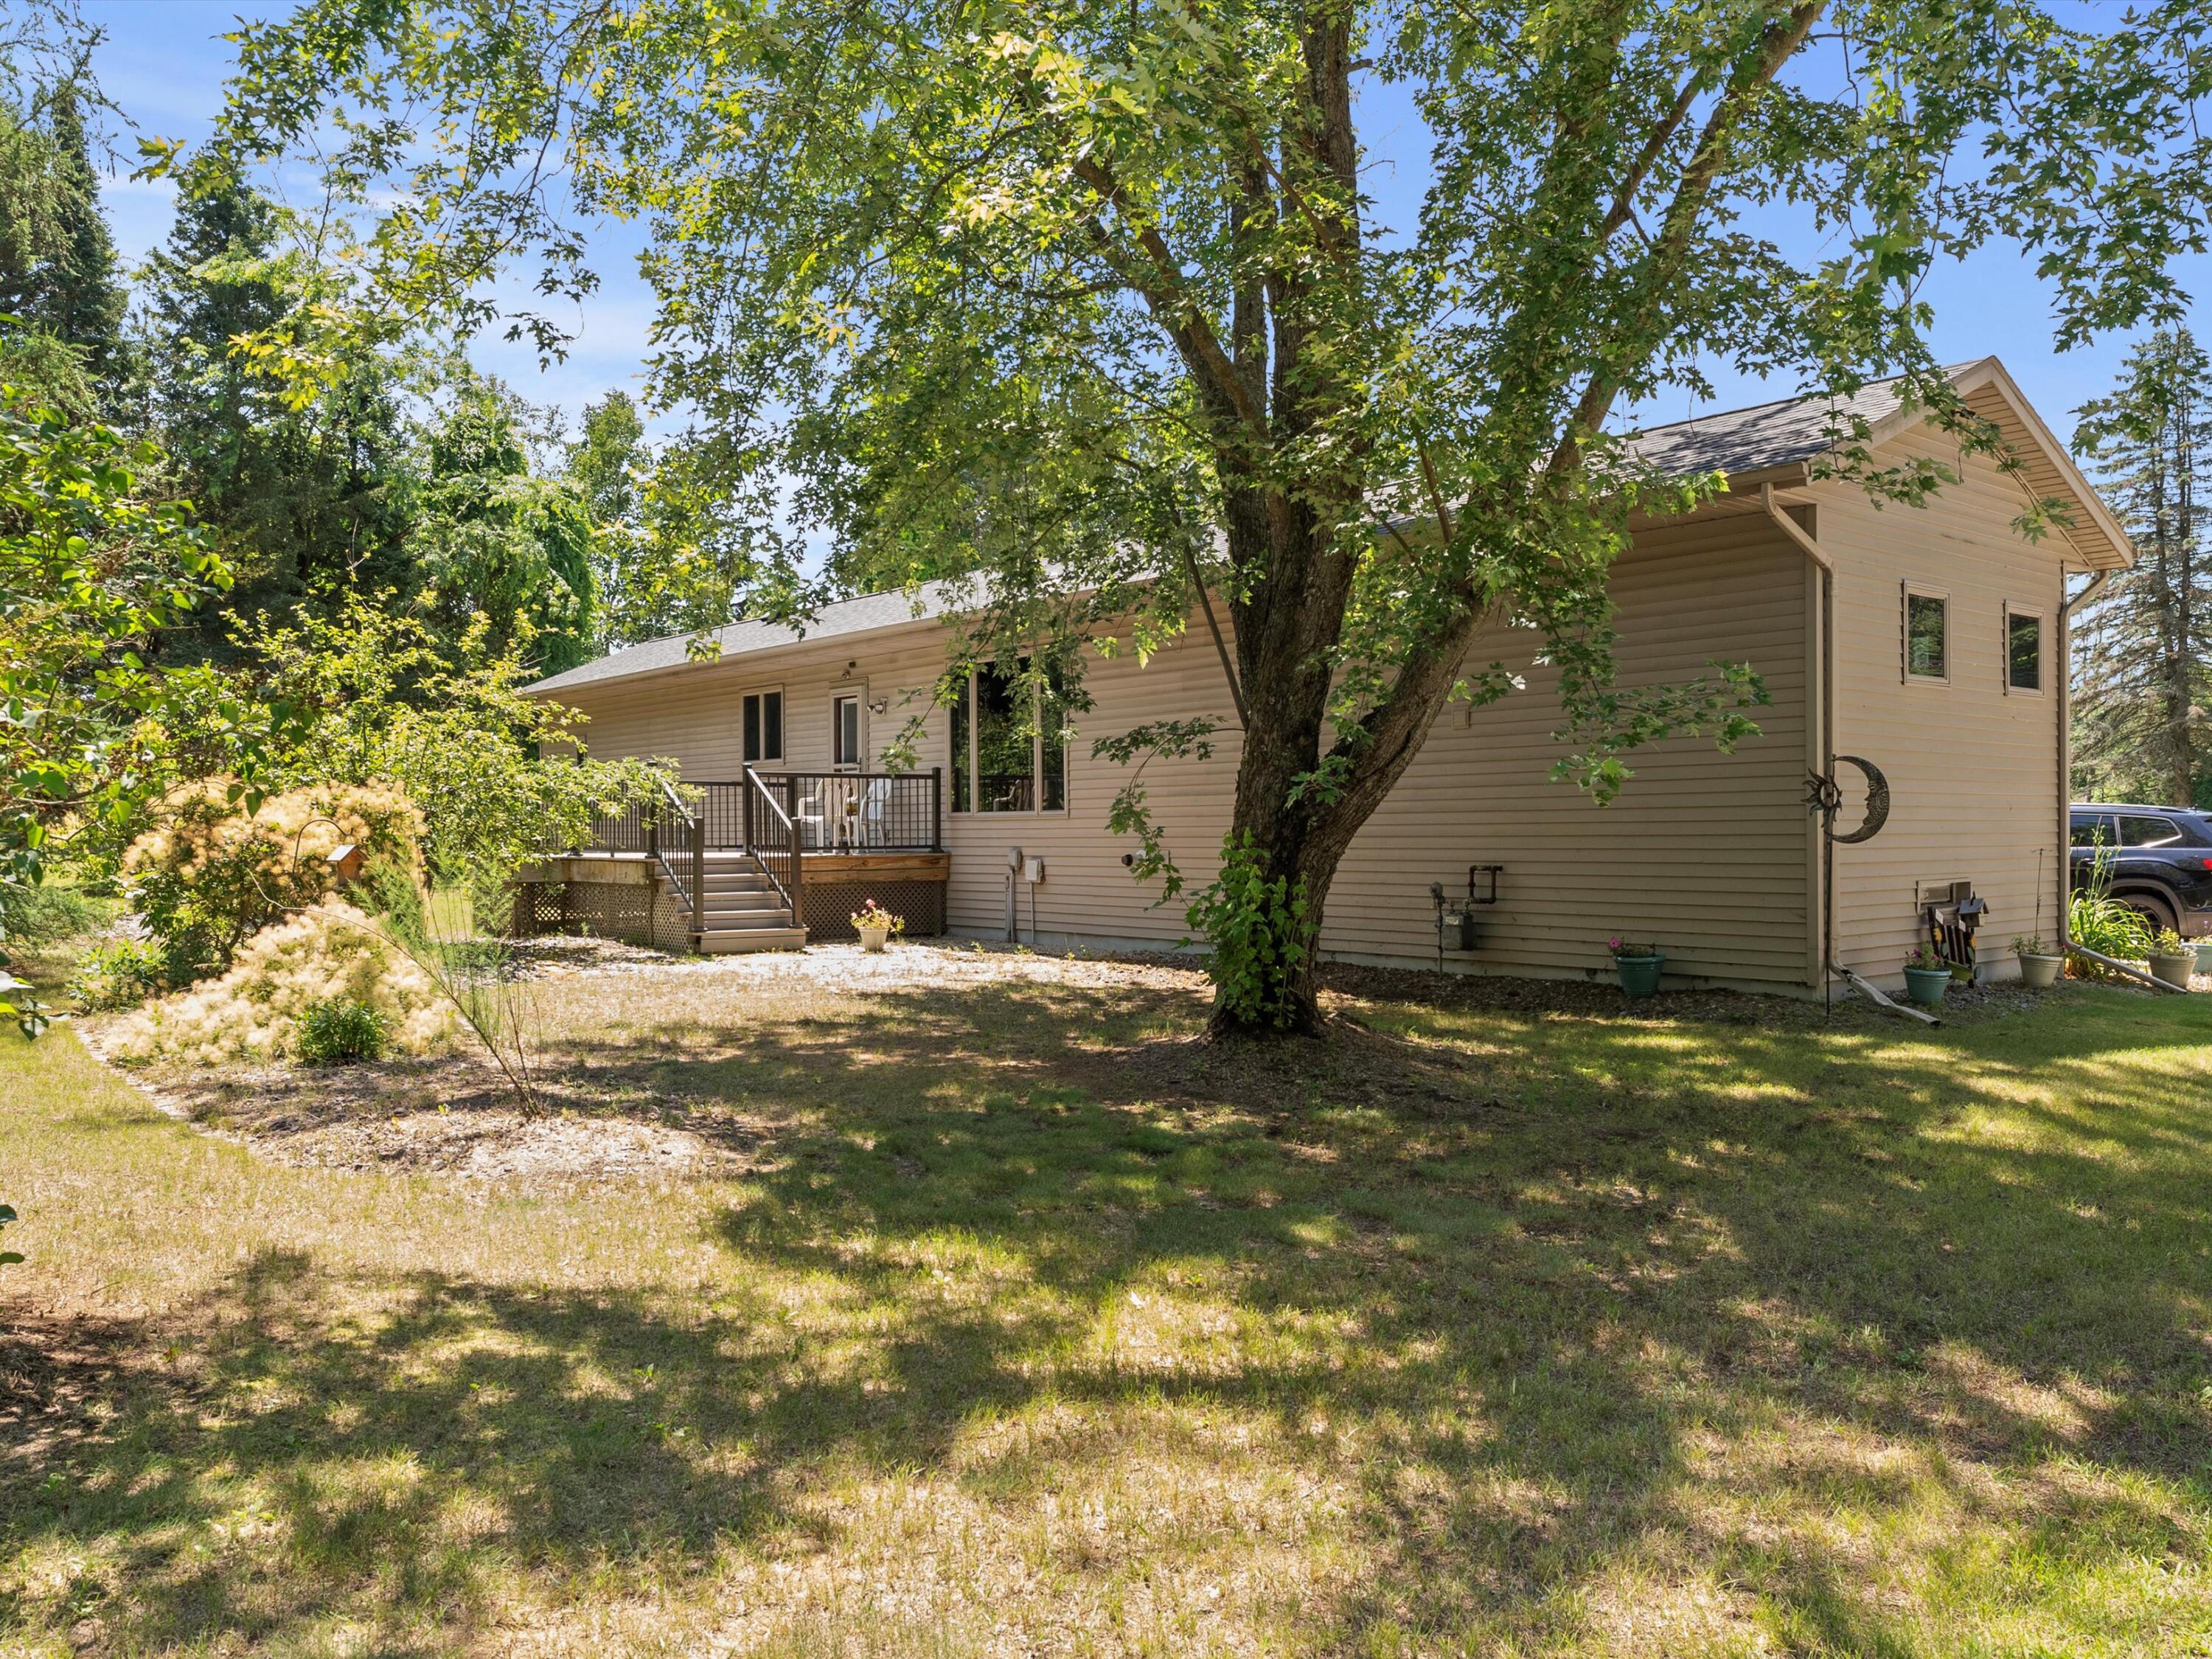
(644, 773, 706, 938)
(742, 765, 803, 916)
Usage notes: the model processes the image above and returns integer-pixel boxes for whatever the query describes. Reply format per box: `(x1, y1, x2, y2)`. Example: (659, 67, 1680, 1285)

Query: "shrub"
(0, 884, 113, 947)
(296, 998, 392, 1065)
(114, 902, 456, 1066)
(67, 938, 169, 1011)
(1186, 831, 1312, 1029)
(121, 780, 425, 983)
(244, 597, 669, 883)
(2067, 891, 2153, 978)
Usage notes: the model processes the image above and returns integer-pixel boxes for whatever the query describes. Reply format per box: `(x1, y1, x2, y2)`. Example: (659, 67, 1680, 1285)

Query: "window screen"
(973, 664, 1032, 812)
(2007, 611, 2041, 690)
(1905, 591, 1947, 679)
(950, 681, 971, 813)
(950, 661, 1069, 813)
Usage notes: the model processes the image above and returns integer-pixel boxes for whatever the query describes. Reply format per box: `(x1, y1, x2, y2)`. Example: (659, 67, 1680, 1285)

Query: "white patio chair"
(857, 777, 892, 846)
(793, 782, 831, 851)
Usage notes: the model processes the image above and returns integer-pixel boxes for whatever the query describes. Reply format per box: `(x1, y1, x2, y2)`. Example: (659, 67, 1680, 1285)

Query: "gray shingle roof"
(525, 577, 970, 695)
(1623, 364, 1983, 479)
(532, 358, 2086, 695)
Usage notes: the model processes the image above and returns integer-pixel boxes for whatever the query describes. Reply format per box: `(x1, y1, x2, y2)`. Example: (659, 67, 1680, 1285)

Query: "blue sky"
(82, 0, 2205, 449)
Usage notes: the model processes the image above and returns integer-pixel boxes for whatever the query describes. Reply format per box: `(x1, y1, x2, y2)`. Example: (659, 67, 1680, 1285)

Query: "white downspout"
(1762, 484, 1840, 1002)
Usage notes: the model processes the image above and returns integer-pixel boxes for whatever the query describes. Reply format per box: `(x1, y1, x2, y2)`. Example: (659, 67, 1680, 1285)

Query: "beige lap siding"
(1813, 433, 2070, 984)
(545, 618, 1246, 948)
(552, 630, 956, 781)
(550, 518, 1815, 984)
(945, 627, 1243, 945)
(1327, 513, 1813, 991)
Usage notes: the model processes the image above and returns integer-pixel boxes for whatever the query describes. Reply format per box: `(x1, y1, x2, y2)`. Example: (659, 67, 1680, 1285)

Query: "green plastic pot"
(1614, 953, 1664, 998)
(2197, 940, 2212, 973)
(1902, 964, 1952, 1008)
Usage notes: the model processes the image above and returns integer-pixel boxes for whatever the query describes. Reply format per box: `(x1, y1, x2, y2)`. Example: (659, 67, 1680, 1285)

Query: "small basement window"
(1903, 586, 1949, 683)
(2005, 605, 2042, 692)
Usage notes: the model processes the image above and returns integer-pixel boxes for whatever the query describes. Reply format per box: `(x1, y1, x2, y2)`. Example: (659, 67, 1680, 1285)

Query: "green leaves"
(195, 0, 2209, 1028)
(1185, 831, 1313, 1029)
(0, 389, 251, 931)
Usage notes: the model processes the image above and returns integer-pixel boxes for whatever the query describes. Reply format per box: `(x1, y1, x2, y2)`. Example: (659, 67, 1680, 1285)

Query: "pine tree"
(38, 87, 123, 394)
(0, 83, 127, 416)
(2074, 329, 2212, 808)
(137, 169, 417, 652)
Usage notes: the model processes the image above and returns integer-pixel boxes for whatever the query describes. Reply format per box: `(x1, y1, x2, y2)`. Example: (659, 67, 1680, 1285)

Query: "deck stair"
(652, 850, 807, 953)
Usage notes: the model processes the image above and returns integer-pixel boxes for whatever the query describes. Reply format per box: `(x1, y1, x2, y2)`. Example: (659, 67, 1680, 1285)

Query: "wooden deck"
(518, 847, 952, 951)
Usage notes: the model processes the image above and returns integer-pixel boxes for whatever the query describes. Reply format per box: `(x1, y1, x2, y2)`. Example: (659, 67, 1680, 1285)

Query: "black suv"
(2070, 804, 2212, 939)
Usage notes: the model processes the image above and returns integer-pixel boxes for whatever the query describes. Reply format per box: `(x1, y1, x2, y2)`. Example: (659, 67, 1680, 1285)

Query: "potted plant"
(851, 898, 905, 953)
(1607, 937, 1664, 998)
(2012, 934, 2063, 990)
(2148, 928, 2197, 990)
(1902, 943, 1952, 1008)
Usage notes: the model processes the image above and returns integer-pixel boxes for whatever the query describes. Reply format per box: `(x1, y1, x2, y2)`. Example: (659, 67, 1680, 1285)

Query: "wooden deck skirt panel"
(512, 852, 950, 949)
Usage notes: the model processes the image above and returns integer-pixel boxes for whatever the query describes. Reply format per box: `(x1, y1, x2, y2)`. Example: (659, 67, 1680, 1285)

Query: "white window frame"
(1902, 583, 1951, 686)
(830, 687, 866, 771)
(2001, 601, 2044, 695)
(949, 667, 1071, 816)
(741, 686, 785, 766)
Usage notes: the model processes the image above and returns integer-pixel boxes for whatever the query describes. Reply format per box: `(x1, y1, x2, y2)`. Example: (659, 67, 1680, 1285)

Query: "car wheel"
(2119, 894, 2180, 938)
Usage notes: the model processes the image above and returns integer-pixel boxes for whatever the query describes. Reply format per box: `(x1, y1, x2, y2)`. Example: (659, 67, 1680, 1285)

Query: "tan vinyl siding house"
(526, 358, 2130, 995)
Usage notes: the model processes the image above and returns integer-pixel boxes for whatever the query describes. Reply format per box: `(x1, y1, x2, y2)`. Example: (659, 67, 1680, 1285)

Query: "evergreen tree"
(137, 169, 417, 652)
(2074, 329, 2212, 809)
(0, 83, 126, 416)
(38, 86, 122, 395)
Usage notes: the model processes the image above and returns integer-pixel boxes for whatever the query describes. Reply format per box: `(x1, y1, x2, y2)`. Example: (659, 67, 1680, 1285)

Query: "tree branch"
(1068, 154, 1270, 437)
(1548, 0, 1829, 476)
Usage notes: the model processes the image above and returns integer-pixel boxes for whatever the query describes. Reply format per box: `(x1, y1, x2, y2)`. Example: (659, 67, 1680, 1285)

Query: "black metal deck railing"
(583, 769, 944, 858)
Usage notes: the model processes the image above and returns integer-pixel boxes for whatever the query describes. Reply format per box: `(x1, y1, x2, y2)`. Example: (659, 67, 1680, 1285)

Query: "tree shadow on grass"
(6, 975, 2209, 1652)
(669, 976, 2212, 1646)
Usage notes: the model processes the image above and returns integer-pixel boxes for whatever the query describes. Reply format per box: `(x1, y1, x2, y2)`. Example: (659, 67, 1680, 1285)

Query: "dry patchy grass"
(2, 946, 2211, 1655)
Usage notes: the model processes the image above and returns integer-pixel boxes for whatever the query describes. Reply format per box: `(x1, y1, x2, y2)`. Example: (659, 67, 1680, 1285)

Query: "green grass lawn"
(3, 960, 2210, 1656)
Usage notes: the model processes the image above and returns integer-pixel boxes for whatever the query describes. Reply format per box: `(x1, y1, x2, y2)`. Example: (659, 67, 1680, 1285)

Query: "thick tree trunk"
(1209, 503, 1483, 1037)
